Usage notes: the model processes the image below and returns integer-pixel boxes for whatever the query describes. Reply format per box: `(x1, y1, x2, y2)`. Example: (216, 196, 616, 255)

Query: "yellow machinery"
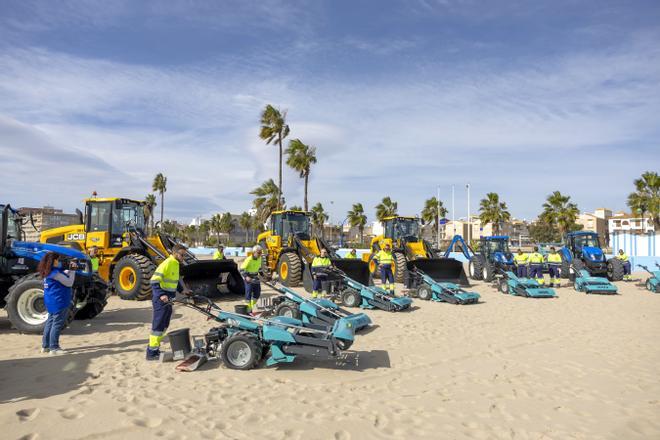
(257, 210, 370, 289)
(365, 216, 468, 285)
(40, 197, 243, 300)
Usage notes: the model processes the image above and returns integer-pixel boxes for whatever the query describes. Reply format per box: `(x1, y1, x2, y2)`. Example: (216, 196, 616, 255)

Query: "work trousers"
(42, 308, 68, 350)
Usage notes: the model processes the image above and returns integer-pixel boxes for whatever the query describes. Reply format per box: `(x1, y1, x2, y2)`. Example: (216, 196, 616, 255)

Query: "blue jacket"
(44, 268, 74, 314)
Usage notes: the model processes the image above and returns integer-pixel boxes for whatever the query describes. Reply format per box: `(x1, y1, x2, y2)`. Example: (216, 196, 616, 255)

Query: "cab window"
(88, 202, 112, 232)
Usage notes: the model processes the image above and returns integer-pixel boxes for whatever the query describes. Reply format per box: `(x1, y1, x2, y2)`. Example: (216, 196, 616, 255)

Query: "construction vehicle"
(464, 236, 515, 282)
(1, 204, 108, 333)
(638, 264, 660, 293)
(40, 197, 243, 300)
(559, 231, 624, 281)
(572, 269, 618, 294)
(496, 271, 556, 298)
(257, 210, 370, 289)
(365, 216, 468, 285)
(406, 268, 480, 304)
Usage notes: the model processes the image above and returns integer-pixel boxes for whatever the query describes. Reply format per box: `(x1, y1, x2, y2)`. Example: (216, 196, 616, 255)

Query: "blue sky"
(0, 0, 659, 223)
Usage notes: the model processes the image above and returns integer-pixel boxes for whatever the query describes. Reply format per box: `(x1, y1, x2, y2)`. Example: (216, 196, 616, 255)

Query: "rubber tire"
(498, 278, 510, 295)
(220, 331, 263, 370)
(336, 338, 353, 350)
(341, 288, 361, 308)
(277, 252, 302, 287)
(393, 252, 407, 284)
(259, 240, 270, 277)
(482, 263, 495, 282)
(607, 258, 624, 281)
(570, 259, 585, 282)
(113, 254, 156, 301)
(469, 256, 484, 280)
(5, 274, 49, 334)
(646, 279, 655, 292)
(74, 276, 108, 320)
(560, 254, 571, 279)
(367, 254, 378, 276)
(417, 285, 433, 300)
(274, 301, 301, 319)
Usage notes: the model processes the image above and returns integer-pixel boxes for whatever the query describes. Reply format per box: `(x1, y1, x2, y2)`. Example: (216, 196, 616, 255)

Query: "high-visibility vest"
(514, 253, 528, 265)
(345, 253, 357, 259)
(90, 257, 99, 272)
(241, 256, 262, 275)
(547, 253, 562, 264)
(150, 255, 180, 292)
(376, 250, 393, 265)
(213, 250, 224, 260)
(528, 253, 544, 264)
(312, 256, 331, 268)
(617, 252, 629, 262)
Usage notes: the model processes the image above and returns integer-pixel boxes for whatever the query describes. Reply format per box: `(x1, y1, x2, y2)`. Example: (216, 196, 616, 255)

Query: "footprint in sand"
(59, 408, 84, 420)
(16, 408, 40, 422)
(18, 434, 39, 440)
(132, 417, 163, 428)
(334, 431, 351, 440)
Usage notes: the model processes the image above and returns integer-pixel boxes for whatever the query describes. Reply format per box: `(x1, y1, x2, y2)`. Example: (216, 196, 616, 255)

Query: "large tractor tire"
(393, 252, 408, 284)
(5, 274, 49, 334)
(367, 253, 379, 276)
(220, 331, 263, 370)
(560, 254, 571, 279)
(277, 252, 302, 287)
(74, 276, 109, 320)
(113, 254, 156, 301)
(607, 258, 624, 281)
(468, 256, 485, 280)
(482, 263, 495, 282)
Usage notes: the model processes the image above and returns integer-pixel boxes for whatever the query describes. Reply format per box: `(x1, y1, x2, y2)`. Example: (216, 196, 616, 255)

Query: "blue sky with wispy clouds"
(1, 0, 659, 223)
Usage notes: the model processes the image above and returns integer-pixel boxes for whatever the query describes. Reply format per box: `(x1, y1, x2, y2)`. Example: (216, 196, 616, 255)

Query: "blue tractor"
(1, 204, 108, 333)
(467, 236, 515, 282)
(560, 231, 624, 281)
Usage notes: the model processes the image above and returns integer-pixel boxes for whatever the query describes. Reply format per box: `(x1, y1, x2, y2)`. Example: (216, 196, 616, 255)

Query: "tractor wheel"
(74, 276, 109, 320)
(367, 254, 378, 276)
(607, 258, 624, 281)
(417, 285, 433, 300)
(220, 332, 263, 370)
(393, 252, 408, 284)
(482, 263, 495, 282)
(560, 254, 571, 279)
(277, 252, 302, 287)
(498, 278, 510, 295)
(468, 256, 484, 280)
(341, 288, 362, 308)
(258, 241, 271, 277)
(113, 254, 156, 301)
(569, 259, 585, 282)
(274, 301, 301, 319)
(5, 274, 49, 334)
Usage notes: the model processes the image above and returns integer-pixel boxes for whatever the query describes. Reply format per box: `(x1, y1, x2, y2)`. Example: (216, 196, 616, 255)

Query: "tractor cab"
(1, 204, 24, 254)
(270, 210, 312, 243)
(560, 231, 613, 278)
(84, 198, 146, 249)
(565, 232, 602, 258)
(480, 236, 513, 263)
(383, 216, 421, 245)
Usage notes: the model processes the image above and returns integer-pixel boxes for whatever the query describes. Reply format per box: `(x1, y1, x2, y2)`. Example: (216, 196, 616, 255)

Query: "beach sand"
(1, 271, 659, 440)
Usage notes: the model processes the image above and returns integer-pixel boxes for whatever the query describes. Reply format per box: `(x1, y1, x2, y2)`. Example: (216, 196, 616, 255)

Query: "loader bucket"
(302, 259, 371, 293)
(180, 260, 245, 297)
(407, 258, 469, 286)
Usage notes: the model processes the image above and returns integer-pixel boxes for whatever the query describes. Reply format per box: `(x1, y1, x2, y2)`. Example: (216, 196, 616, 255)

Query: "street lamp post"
(466, 183, 471, 245)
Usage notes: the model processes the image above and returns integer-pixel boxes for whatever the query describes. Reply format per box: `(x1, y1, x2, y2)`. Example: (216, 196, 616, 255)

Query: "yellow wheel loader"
(257, 210, 370, 290)
(364, 216, 468, 286)
(40, 197, 244, 300)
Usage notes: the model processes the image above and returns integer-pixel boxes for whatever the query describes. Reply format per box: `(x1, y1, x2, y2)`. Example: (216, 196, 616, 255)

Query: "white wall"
(609, 232, 659, 257)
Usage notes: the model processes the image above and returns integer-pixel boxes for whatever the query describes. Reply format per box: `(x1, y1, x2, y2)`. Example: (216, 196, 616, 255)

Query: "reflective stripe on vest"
(547, 253, 562, 263)
(528, 253, 544, 264)
(376, 250, 393, 265)
(241, 256, 262, 274)
(312, 257, 331, 268)
(150, 255, 180, 292)
(514, 254, 528, 265)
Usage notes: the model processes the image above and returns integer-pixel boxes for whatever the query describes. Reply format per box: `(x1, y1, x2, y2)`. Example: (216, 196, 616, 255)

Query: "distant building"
(18, 206, 81, 242)
(576, 213, 609, 243)
(609, 214, 655, 234)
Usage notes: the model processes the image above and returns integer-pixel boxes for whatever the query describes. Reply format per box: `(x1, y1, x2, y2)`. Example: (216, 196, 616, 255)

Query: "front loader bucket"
(407, 258, 469, 286)
(332, 259, 371, 286)
(181, 260, 245, 297)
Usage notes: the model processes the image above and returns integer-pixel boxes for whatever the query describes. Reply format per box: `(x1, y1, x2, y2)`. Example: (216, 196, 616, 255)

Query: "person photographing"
(39, 252, 77, 355)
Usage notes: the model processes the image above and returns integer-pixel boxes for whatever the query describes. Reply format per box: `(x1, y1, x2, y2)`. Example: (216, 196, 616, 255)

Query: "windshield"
(573, 234, 599, 249)
(391, 218, 420, 241)
(112, 202, 146, 234)
(281, 213, 311, 238)
(484, 239, 510, 254)
(2, 209, 22, 240)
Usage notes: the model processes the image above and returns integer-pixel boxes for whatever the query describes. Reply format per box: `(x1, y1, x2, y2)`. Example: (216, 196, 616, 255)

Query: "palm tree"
(152, 173, 167, 224)
(542, 191, 580, 236)
(251, 214, 264, 242)
(210, 214, 223, 245)
(375, 197, 398, 222)
(259, 105, 290, 209)
(251, 179, 281, 223)
(200, 220, 211, 245)
(143, 193, 156, 234)
(627, 171, 660, 226)
(311, 202, 328, 239)
(347, 203, 368, 244)
(478, 193, 511, 236)
(218, 213, 235, 244)
(238, 212, 252, 244)
(285, 139, 317, 211)
(421, 197, 448, 242)
(289, 205, 302, 211)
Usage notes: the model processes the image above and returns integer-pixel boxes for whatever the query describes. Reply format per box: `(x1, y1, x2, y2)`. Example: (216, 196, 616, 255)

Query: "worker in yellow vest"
(513, 249, 528, 278)
(547, 247, 562, 287)
(311, 249, 332, 298)
(241, 245, 263, 312)
(345, 249, 358, 259)
(528, 246, 545, 285)
(88, 246, 100, 273)
(375, 243, 395, 294)
(213, 245, 225, 260)
(616, 249, 631, 281)
(147, 244, 191, 361)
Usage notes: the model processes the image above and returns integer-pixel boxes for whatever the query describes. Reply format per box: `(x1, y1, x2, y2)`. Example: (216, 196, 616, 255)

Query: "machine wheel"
(498, 278, 510, 295)
(646, 279, 655, 292)
(274, 301, 301, 319)
(113, 254, 156, 301)
(574, 281, 582, 292)
(5, 274, 49, 334)
(468, 256, 484, 280)
(607, 258, 624, 281)
(417, 285, 433, 300)
(367, 254, 379, 276)
(560, 254, 571, 279)
(220, 332, 263, 370)
(341, 288, 361, 308)
(393, 252, 408, 284)
(277, 252, 302, 287)
(336, 339, 353, 350)
(569, 259, 584, 282)
(482, 263, 495, 282)
(74, 277, 109, 320)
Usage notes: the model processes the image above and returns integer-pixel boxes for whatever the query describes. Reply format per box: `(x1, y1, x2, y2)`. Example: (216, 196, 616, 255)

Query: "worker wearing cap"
(616, 249, 631, 281)
(241, 245, 263, 313)
(513, 249, 528, 278)
(147, 244, 190, 361)
(88, 246, 100, 273)
(375, 243, 395, 294)
(213, 245, 225, 260)
(547, 247, 562, 287)
(528, 246, 545, 285)
(345, 249, 358, 259)
(311, 249, 332, 298)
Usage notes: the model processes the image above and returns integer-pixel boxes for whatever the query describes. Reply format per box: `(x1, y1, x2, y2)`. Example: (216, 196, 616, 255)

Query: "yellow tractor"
(364, 216, 468, 285)
(257, 210, 370, 289)
(40, 197, 243, 300)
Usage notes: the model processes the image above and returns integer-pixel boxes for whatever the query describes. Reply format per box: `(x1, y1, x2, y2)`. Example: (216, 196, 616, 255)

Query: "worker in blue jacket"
(39, 252, 76, 356)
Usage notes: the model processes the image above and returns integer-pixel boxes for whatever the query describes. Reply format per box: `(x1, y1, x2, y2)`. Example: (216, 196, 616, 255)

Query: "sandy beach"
(2, 271, 660, 440)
